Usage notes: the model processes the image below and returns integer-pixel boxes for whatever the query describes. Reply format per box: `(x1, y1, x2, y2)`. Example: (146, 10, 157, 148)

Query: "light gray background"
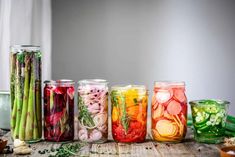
(52, 0, 235, 115)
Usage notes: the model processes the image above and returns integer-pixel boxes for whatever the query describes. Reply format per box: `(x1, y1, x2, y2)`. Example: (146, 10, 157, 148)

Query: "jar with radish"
(10, 45, 42, 142)
(44, 80, 75, 142)
(151, 82, 187, 142)
(111, 85, 148, 143)
(77, 79, 108, 143)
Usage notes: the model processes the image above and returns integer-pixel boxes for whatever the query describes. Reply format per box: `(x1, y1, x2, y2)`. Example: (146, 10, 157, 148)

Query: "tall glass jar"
(10, 45, 42, 142)
(151, 82, 187, 142)
(77, 79, 108, 143)
(44, 80, 75, 142)
(111, 85, 148, 143)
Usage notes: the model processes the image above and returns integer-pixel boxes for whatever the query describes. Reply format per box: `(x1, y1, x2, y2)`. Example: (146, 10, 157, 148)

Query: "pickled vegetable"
(10, 46, 42, 142)
(77, 79, 108, 143)
(44, 80, 75, 142)
(111, 85, 148, 143)
(190, 99, 229, 144)
(151, 82, 187, 142)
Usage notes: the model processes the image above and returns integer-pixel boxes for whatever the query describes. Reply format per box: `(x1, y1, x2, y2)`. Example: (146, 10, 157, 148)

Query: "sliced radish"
(155, 89, 173, 103)
(173, 89, 186, 103)
(155, 119, 178, 137)
(167, 100, 182, 115)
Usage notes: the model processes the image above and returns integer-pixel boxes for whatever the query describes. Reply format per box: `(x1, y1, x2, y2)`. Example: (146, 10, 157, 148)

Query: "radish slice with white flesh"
(156, 89, 173, 103)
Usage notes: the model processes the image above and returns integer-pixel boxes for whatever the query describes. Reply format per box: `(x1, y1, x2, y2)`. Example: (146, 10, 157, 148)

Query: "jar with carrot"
(111, 85, 148, 143)
(151, 82, 187, 142)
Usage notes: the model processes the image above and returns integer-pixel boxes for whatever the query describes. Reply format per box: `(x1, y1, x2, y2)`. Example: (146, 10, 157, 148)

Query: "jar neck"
(44, 80, 74, 86)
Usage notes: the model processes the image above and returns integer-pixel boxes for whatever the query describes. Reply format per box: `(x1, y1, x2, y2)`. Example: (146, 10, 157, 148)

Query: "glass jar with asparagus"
(77, 79, 108, 143)
(151, 82, 187, 142)
(10, 45, 42, 142)
(190, 99, 229, 144)
(111, 85, 148, 143)
(44, 80, 75, 142)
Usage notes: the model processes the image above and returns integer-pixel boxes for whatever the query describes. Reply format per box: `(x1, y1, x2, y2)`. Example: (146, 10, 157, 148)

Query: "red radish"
(167, 100, 182, 115)
(174, 89, 186, 103)
(156, 89, 173, 103)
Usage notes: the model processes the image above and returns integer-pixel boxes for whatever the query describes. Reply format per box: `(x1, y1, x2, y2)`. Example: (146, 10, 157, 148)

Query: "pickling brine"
(77, 79, 108, 143)
(10, 45, 42, 142)
(111, 85, 148, 143)
(190, 100, 229, 144)
(44, 80, 75, 142)
(151, 82, 187, 142)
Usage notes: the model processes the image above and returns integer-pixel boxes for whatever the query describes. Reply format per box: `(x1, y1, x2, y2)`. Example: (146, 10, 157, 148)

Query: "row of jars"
(10, 45, 229, 144)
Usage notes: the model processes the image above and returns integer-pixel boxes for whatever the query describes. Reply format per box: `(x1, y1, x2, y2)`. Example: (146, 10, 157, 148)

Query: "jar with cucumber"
(190, 100, 229, 144)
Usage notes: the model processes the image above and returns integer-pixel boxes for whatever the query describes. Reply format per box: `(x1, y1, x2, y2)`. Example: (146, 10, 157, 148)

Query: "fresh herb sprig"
(78, 96, 95, 127)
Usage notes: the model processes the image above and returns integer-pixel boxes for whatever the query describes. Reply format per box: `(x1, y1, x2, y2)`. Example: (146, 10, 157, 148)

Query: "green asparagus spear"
(10, 53, 16, 110)
(35, 52, 42, 137)
(25, 54, 35, 140)
(19, 53, 30, 140)
(13, 53, 24, 139)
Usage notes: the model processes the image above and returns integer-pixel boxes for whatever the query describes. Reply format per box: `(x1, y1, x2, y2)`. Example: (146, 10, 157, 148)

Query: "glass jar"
(111, 85, 148, 143)
(44, 80, 75, 142)
(151, 81, 187, 142)
(190, 99, 229, 144)
(10, 45, 42, 142)
(77, 79, 108, 143)
(0, 91, 10, 130)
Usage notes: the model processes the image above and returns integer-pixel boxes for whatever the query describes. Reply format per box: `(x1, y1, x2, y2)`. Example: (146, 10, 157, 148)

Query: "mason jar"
(151, 81, 187, 142)
(111, 85, 148, 143)
(44, 80, 75, 142)
(190, 99, 229, 144)
(10, 45, 42, 142)
(77, 79, 108, 143)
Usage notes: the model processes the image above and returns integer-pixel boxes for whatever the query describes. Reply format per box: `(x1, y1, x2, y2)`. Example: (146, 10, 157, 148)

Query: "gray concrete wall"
(52, 0, 235, 115)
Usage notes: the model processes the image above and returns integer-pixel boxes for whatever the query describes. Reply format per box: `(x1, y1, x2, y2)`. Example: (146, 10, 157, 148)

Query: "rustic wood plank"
(0, 117, 224, 157)
(90, 142, 118, 157)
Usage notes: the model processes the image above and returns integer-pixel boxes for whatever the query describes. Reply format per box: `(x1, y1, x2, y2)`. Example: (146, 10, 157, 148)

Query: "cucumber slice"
(195, 112, 210, 124)
(204, 105, 220, 114)
(197, 124, 210, 132)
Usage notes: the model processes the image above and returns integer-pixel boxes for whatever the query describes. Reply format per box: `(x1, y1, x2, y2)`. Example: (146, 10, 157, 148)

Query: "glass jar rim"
(189, 99, 230, 106)
(44, 79, 75, 85)
(111, 84, 147, 91)
(10, 45, 40, 52)
(78, 79, 108, 85)
(0, 91, 10, 95)
(154, 81, 185, 87)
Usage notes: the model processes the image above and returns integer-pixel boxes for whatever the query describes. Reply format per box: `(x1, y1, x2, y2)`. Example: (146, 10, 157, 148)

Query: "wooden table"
(0, 118, 223, 157)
